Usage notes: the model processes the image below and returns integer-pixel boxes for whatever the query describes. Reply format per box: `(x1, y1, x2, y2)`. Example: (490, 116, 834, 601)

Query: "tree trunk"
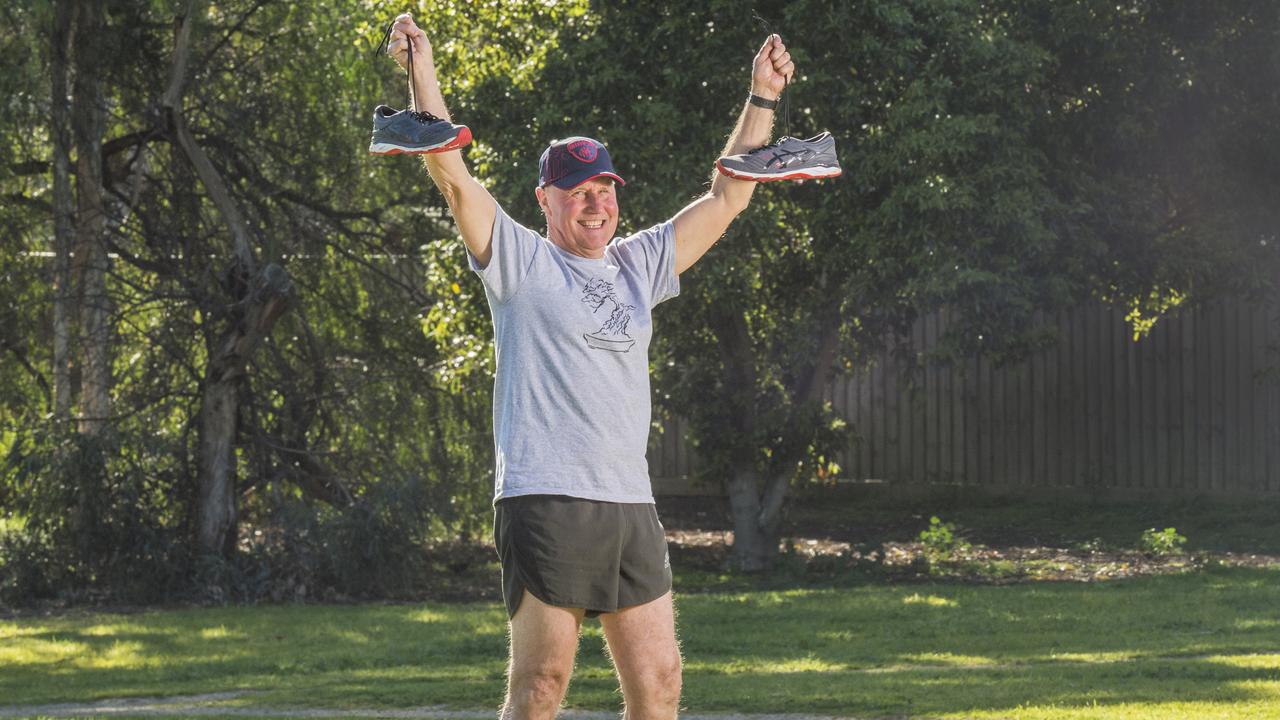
(726, 467, 774, 571)
(195, 266, 295, 555)
(71, 0, 110, 437)
(51, 0, 77, 422)
(720, 300, 844, 572)
(197, 350, 240, 557)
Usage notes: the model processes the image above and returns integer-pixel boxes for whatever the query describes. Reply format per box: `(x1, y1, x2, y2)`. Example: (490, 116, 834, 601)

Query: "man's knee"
(656, 656, 683, 701)
(631, 654, 683, 709)
(509, 665, 574, 710)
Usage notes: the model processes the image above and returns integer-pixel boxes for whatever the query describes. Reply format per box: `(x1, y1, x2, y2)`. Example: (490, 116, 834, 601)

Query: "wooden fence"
(649, 295, 1280, 498)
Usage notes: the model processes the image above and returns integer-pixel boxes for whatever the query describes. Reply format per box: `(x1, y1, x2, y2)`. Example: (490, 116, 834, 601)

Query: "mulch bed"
(655, 495, 1280, 585)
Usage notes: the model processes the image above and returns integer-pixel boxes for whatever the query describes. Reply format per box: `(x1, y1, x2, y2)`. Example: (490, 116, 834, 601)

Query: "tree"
(1014, 0, 1280, 316)
(1, 0, 519, 601)
(466, 0, 1068, 569)
(2, 0, 1275, 601)
(460, 0, 1279, 570)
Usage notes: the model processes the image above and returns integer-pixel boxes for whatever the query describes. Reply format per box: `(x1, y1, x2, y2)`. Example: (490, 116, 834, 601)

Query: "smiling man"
(385, 12, 794, 720)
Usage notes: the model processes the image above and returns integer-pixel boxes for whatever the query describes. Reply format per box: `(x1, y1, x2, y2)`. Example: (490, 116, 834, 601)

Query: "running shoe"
(715, 132, 841, 181)
(368, 105, 472, 155)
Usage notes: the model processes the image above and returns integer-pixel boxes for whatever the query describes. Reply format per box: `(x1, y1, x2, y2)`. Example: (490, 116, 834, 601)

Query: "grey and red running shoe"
(716, 132, 841, 181)
(368, 105, 472, 155)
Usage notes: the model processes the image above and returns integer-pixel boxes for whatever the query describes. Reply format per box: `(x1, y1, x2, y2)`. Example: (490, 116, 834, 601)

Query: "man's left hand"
(751, 34, 795, 100)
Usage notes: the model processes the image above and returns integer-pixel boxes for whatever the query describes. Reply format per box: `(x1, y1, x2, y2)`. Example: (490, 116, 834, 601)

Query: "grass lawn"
(3, 564, 1280, 719)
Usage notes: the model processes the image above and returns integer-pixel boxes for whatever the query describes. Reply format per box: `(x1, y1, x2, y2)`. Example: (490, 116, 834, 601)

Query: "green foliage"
(0, 0, 501, 604)
(2, 0, 1278, 598)
(1139, 527, 1187, 557)
(918, 515, 971, 562)
(1011, 0, 1280, 322)
(192, 475, 441, 603)
(1, 425, 189, 606)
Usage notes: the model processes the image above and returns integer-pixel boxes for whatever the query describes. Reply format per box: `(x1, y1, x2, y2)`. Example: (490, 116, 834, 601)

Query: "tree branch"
(793, 303, 843, 406)
(103, 129, 161, 165)
(3, 193, 52, 213)
(253, 430, 354, 508)
(1, 338, 52, 412)
(9, 160, 50, 176)
(160, 0, 255, 273)
(195, 0, 272, 79)
(5, 130, 158, 185)
(710, 303, 757, 438)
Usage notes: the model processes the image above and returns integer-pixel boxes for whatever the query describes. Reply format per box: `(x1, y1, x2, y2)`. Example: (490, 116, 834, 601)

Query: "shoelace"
(374, 19, 445, 124)
(751, 11, 792, 140)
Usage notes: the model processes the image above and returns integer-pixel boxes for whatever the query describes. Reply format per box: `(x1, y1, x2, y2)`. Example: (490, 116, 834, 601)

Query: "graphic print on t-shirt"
(581, 278, 636, 352)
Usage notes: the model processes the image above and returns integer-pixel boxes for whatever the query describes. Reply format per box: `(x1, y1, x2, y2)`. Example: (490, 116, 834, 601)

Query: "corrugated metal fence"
(649, 295, 1280, 498)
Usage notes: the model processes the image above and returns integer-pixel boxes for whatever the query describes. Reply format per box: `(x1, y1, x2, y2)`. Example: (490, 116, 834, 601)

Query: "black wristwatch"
(748, 93, 779, 110)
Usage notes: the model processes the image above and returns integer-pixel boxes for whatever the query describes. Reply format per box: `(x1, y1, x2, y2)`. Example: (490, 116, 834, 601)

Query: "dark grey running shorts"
(493, 495, 672, 619)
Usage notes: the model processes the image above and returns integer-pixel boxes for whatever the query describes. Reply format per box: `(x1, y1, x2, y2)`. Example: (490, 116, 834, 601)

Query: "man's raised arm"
(387, 14, 497, 266)
(671, 34, 795, 275)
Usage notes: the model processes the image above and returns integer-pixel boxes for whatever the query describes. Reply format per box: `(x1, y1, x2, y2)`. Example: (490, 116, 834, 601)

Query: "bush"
(217, 475, 440, 603)
(2, 422, 460, 607)
(1139, 527, 1187, 556)
(1, 426, 189, 606)
(0, 524, 56, 603)
(918, 516, 971, 562)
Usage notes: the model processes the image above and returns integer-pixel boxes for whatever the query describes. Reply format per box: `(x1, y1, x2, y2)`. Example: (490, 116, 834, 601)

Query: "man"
(384, 13, 796, 720)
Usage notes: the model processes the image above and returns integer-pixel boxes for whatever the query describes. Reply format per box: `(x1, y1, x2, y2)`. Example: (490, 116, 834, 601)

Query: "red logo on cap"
(567, 140, 598, 163)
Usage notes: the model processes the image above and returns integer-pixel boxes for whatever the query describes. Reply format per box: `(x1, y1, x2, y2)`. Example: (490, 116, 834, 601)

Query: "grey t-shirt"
(468, 204, 680, 504)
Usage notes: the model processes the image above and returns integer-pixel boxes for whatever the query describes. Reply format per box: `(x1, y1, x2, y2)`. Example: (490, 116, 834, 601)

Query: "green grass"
(3, 566, 1280, 719)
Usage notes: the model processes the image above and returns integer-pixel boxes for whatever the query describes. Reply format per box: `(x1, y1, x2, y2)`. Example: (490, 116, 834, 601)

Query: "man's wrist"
(750, 87, 779, 101)
(748, 93, 779, 110)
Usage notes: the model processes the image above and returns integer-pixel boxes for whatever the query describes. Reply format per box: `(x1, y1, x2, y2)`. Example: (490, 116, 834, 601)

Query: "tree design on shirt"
(581, 278, 636, 353)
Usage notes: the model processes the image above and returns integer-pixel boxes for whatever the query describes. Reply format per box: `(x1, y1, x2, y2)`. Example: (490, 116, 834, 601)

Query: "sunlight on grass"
(903, 593, 958, 607)
(78, 640, 146, 669)
(901, 652, 998, 666)
(1233, 618, 1280, 630)
(330, 629, 374, 645)
(1206, 653, 1280, 670)
(0, 637, 90, 665)
(407, 608, 450, 624)
(1044, 651, 1142, 664)
(197, 626, 243, 640)
(300, 665, 500, 682)
(717, 588, 822, 607)
(687, 656, 849, 674)
(78, 619, 180, 637)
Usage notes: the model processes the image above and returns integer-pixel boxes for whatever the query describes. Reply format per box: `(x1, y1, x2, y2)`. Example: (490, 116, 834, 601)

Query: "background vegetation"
(1, 0, 1278, 605)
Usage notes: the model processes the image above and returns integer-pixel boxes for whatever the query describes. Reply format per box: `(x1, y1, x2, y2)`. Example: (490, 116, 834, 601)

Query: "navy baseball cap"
(537, 137, 626, 189)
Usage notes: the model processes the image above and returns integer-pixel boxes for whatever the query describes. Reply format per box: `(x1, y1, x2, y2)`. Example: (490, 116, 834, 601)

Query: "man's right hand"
(386, 13, 430, 71)
(380, 12, 497, 268)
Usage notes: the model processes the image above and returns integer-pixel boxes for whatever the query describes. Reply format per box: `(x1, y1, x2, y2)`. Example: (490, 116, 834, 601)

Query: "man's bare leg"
(502, 591, 585, 720)
(600, 591, 682, 720)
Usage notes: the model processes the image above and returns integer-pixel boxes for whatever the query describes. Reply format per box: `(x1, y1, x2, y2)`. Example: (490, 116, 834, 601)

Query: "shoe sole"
(369, 127, 473, 155)
(715, 160, 842, 182)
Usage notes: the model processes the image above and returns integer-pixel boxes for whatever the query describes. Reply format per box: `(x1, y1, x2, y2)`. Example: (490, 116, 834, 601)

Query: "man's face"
(536, 178, 620, 259)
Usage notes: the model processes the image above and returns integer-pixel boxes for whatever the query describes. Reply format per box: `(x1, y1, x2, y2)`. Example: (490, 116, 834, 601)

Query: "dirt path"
(0, 692, 880, 720)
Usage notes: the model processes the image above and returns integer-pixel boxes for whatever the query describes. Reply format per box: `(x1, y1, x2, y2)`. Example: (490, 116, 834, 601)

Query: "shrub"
(223, 475, 439, 603)
(918, 516, 970, 562)
(1139, 527, 1187, 556)
(1, 426, 188, 606)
